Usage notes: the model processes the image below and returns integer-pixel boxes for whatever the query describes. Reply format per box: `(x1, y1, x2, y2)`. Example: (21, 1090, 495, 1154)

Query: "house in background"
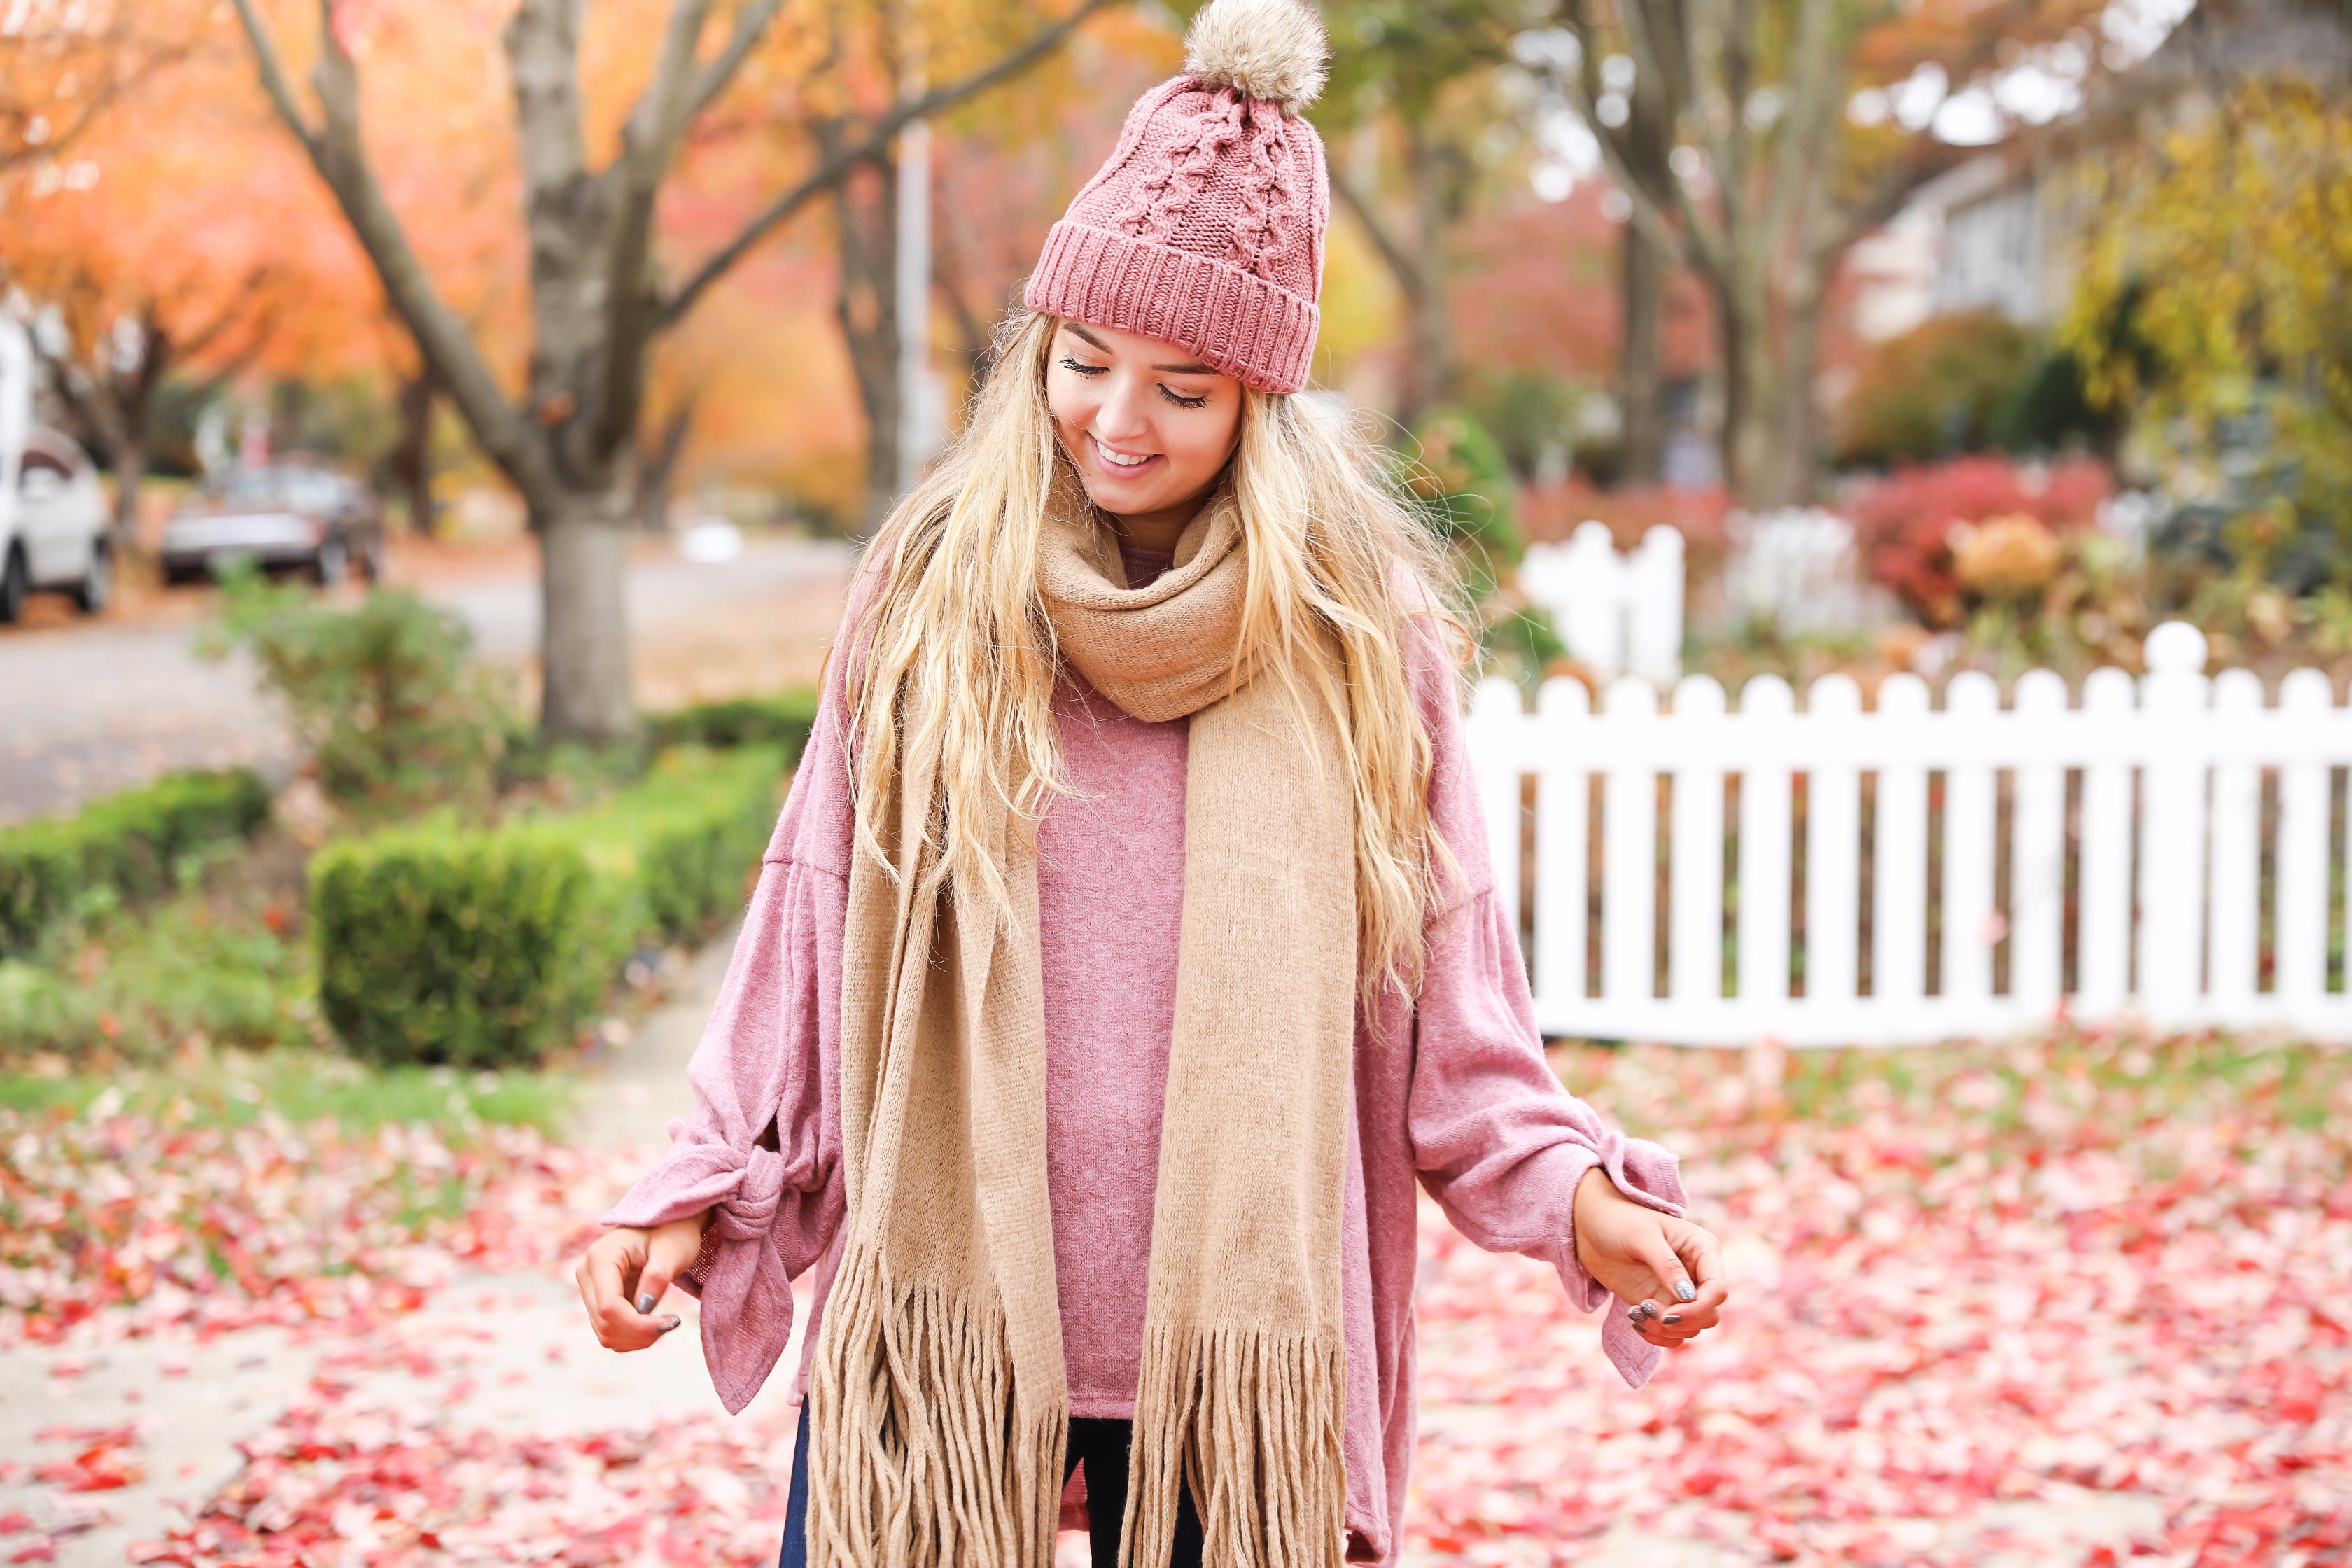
(1851, 0, 2352, 345)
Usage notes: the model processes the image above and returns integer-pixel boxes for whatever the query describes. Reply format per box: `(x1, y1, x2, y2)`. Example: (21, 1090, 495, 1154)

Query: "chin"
(1082, 472, 1157, 512)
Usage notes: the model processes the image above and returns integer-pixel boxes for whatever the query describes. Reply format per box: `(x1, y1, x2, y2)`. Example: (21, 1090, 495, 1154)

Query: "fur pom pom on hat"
(1184, 0, 1328, 113)
(1023, 0, 1331, 393)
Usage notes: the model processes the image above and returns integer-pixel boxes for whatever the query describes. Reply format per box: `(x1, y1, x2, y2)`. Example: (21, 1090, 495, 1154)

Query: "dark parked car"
(161, 462, 386, 587)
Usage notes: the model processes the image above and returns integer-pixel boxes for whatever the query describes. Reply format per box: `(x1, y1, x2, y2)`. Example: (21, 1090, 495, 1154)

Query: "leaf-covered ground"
(1408, 1033, 2352, 1565)
(4, 1030, 2347, 1567)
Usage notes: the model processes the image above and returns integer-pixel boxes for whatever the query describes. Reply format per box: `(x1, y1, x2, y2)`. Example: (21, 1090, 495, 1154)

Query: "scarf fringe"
(1121, 1322, 1349, 1568)
(805, 1242, 1067, 1568)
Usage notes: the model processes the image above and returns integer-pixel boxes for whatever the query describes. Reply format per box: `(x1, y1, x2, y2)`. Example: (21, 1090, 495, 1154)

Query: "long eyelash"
(1159, 386, 1210, 410)
(1060, 357, 1107, 377)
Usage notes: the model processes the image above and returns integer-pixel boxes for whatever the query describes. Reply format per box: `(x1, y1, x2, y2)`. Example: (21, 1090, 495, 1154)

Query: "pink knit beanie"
(1024, 0, 1331, 395)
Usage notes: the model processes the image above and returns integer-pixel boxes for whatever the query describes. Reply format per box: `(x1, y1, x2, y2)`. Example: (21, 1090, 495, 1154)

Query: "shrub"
(311, 746, 783, 1068)
(1457, 367, 1596, 482)
(1405, 407, 1524, 592)
(199, 567, 505, 818)
(1837, 310, 2036, 468)
(646, 690, 819, 758)
(1844, 454, 2113, 625)
(0, 880, 312, 1062)
(0, 769, 272, 955)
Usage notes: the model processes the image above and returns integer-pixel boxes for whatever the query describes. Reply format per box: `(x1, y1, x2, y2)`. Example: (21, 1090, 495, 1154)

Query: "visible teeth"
(1095, 440, 1151, 469)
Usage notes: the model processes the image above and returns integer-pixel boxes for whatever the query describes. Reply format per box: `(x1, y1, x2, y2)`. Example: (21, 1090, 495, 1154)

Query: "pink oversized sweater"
(601, 554, 1689, 1566)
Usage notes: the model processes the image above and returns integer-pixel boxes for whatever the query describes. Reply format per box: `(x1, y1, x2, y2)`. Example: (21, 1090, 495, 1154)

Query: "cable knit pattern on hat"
(1024, 0, 1330, 394)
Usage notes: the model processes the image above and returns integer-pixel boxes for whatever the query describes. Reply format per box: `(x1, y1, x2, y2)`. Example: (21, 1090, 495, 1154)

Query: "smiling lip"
(1089, 434, 1161, 475)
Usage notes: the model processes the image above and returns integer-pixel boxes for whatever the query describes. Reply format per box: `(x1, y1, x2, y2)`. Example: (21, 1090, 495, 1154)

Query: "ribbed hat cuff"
(1023, 220, 1318, 396)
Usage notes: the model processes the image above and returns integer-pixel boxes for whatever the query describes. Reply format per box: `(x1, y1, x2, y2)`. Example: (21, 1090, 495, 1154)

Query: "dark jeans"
(778, 1404, 1204, 1568)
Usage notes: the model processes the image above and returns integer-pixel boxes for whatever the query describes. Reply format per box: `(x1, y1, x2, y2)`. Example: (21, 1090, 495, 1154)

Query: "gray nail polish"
(657, 1315, 682, 1334)
(1675, 1282, 1696, 1303)
(635, 1292, 657, 1315)
(1662, 1313, 1683, 1325)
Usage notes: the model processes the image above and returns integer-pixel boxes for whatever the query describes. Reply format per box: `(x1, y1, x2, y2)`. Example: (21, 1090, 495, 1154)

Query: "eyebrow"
(1064, 322, 1215, 377)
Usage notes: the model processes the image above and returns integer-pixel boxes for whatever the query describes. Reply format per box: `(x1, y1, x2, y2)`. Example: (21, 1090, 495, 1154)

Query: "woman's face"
(1045, 320, 1244, 538)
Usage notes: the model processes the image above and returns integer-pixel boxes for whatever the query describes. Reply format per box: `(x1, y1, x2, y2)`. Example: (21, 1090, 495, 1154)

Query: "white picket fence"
(1462, 622, 2352, 1046)
(1519, 522, 1683, 685)
(1723, 507, 1877, 636)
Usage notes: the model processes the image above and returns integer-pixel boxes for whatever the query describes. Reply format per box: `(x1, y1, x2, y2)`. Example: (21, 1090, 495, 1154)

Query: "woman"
(576, 2, 1726, 1564)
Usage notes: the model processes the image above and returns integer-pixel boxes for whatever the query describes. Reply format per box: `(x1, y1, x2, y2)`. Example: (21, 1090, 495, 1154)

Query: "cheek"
(1168, 404, 1242, 480)
(1045, 370, 1096, 434)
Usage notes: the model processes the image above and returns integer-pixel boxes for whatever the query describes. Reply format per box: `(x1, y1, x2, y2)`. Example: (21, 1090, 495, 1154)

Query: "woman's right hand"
(575, 1212, 710, 1351)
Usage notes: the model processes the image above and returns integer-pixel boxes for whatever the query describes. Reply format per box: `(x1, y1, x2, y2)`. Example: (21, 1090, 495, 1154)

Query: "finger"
(1657, 1280, 1726, 1334)
(1674, 1226, 1728, 1301)
(594, 1303, 666, 1352)
(1633, 1230, 1695, 1307)
(636, 1226, 701, 1317)
(579, 1239, 634, 1321)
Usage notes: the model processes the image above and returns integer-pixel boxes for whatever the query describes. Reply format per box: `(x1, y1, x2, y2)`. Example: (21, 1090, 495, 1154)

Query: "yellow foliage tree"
(2066, 80, 2352, 552)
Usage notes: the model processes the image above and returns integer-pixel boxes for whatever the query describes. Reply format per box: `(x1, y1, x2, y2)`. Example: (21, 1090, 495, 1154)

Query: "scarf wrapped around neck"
(807, 477, 1357, 1568)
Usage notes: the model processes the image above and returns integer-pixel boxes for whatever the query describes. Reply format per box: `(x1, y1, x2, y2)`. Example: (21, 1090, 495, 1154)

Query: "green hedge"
(647, 690, 820, 758)
(311, 746, 783, 1068)
(0, 769, 272, 954)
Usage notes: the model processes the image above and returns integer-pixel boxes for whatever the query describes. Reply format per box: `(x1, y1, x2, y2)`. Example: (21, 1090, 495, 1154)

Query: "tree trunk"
(1774, 278, 1825, 507)
(1618, 218, 1666, 484)
(830, 153, 902, 533)
(1717, 262, 1802, 510)
(390, 370, 438, 533)
(538, 491, 636, 740)
(110, 439, 147, 547)
(636, 396, 695, 531)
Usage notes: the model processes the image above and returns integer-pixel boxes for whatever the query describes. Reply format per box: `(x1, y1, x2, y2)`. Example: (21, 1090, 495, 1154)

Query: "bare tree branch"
(1759, 0, 1842, 266)
(1326, 165, 1425, 302)
(658, 0, 1122, 328)
(689, 0, 789, 118)
(592, 0, 722, 462)
(224, 0, 323, 152)
(230, 0, 554, 505)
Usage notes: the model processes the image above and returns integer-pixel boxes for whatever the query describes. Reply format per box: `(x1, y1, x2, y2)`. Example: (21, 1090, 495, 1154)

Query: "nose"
(1091, 372, 1155, 446)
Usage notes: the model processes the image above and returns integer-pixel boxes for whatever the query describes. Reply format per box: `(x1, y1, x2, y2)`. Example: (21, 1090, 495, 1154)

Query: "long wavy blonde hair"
(846, 309, 1466, 995)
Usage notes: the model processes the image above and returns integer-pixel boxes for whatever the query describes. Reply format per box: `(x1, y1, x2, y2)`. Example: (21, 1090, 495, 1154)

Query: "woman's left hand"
(1572, 1166, 1728, 1349)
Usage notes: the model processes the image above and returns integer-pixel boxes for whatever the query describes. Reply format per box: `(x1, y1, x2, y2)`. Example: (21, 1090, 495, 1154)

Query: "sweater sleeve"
(1401, 626, 1689, 1390)
(598, 647, 858, 1415)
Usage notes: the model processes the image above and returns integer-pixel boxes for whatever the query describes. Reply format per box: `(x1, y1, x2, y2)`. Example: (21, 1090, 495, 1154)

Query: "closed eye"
(1059, 356, 1107, 377)
(1158, 385, 1210, 409)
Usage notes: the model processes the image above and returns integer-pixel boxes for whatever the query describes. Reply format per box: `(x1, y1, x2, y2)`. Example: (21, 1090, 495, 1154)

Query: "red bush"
(1844, 456, 2113, 624)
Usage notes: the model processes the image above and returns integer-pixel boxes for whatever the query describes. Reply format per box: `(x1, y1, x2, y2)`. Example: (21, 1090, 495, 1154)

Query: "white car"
(0, 426, 113, 622)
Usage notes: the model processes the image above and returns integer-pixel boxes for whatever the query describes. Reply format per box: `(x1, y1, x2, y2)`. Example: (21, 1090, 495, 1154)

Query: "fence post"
(2206, 668, 2264, 1010)
(2274, 668, 2332, 1007)
(2136, 622, 2210, 1025)
(1602, 678, 1659, 1006)
(1873, 674, 1931, 1010)
(1804, 675, 1862, 1010)
(1533, 676, 1591, 1014)
(2010, 670, 2069, 1016)
(1942, 672, 2001, 1011)
(2076, 667, 2137, 1013)
(1628, 527, 1684, 685)
(1737, 676, 1795, 1005)
(1670, 676, 1727, 1004)
(1558, 522, 1625, 678)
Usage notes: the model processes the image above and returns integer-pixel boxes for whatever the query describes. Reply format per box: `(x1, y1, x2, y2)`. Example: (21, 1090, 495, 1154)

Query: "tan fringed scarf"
(808, 478, 1357, 1568)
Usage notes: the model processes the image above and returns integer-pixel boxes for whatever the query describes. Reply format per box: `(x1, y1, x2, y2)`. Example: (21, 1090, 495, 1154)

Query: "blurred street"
(0, 537, 853, 823)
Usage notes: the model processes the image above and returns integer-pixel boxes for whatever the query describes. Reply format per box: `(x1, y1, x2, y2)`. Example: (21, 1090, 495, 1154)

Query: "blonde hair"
(846, 309, 1466, 995)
